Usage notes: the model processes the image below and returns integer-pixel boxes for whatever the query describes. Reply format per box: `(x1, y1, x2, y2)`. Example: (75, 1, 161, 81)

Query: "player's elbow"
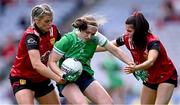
(147, 60, 155, 68)
(149, 62, 154, 67)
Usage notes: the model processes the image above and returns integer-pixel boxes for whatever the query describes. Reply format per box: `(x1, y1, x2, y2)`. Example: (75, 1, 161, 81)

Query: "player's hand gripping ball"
(61, 58, 83, 82)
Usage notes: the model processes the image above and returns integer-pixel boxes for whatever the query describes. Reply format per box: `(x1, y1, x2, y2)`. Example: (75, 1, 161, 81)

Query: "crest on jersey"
(50, 37, 55, 45)
(19, 79, 26, 85)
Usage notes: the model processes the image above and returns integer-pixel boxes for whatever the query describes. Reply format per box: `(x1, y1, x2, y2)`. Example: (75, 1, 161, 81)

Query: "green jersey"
(53, 31, 108, 75)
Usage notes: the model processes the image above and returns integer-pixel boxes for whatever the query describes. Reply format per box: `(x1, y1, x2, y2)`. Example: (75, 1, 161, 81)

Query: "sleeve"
(25, 34, 39, 50)
(147, 41, 160, 52)
(96, 32, 109, 47)
(116, 36, 124, 46)
(53, 35, 70, 56)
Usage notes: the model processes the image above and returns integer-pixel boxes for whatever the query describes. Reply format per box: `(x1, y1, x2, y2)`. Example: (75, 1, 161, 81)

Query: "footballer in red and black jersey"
(116, 33, 177, 84)
(10, 24, 61, 83)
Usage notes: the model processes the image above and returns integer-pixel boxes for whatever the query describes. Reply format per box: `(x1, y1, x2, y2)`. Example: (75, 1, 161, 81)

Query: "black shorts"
(9, 76, 55, 97)
(56, 70, 95, 97)
(143, 78, 177, 90)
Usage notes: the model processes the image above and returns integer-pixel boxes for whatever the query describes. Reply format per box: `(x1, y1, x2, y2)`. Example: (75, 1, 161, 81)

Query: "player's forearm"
(33, 62, 60, 82)
(105, 42, 133, 65)
(107, 44, 132, 64)
(135, 59, 154, 71)
(96, 46, 107, 52)
(48, 62, 64, 77)
(135, 51, 157, 71)
(114, 49, 133, 65)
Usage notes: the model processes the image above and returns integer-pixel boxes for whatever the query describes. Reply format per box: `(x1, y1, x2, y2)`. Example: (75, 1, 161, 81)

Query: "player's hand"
(63, 71, 80, 82)
(124, 63, 136, 74)
(57, 78, 66, 84)
(56, 73, 66, 84)
(128, 62, 135, 65)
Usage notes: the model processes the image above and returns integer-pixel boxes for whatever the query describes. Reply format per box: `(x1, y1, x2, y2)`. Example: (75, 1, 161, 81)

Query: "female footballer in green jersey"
(48, 15, 134, 104)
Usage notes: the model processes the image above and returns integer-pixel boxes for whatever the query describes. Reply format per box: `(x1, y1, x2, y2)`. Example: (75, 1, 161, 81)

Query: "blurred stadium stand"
(0, 0, 180, 104)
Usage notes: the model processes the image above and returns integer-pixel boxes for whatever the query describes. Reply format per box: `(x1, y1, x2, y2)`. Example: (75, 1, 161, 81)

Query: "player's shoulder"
(147, 33, 159, 42)
(24, 26, 40, 37)
(25, 26, 34, 34)
(64, 31, 76, 39)
(58, 31, 76, 44)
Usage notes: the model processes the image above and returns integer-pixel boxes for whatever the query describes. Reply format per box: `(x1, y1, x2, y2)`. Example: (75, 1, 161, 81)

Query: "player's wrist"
(56, 75, 66, 84)
(127, 61, 135, 66)
(60, 72, 65, 79)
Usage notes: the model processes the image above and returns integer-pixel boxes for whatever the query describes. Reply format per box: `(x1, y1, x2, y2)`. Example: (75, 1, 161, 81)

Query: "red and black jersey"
(117, 33, 177, 84)
(10, 24, 61, 83)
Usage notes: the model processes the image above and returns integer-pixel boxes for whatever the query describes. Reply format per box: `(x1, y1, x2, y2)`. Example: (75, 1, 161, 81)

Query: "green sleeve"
(96, 32, 109, 47)
(53, 35, 70, 55)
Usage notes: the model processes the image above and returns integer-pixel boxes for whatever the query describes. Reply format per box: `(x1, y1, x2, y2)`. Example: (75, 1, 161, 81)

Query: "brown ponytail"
(72, 18, 87, 31)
